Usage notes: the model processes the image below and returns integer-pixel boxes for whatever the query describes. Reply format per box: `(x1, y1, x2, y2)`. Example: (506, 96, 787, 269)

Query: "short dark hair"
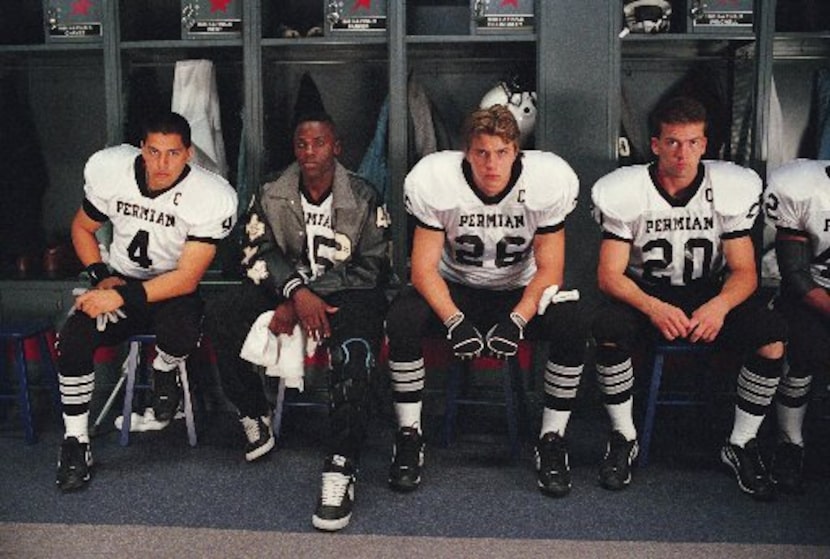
(292, 110, 338, 138)
(649, 96, 708, 138)
(141, 111, 192, 147)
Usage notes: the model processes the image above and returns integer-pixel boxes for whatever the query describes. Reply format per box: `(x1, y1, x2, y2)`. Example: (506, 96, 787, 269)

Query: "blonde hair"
(462, 105, 520, 150)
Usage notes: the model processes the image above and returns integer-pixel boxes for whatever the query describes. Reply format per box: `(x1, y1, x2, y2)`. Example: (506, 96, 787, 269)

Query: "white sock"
(776, 402, 807, 446)
(540, 408, 571, 438)
(394, 402, 422, 433)
(63, 412, 90, 444)
(729, 407, 764, 447)
(605, 398, 637, 441)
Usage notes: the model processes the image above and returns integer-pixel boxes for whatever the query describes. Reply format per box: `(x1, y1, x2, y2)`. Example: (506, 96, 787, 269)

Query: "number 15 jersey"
(83, 144, 238, 280)
(591, 161, 761, 288)
(405, 150, 578, 290)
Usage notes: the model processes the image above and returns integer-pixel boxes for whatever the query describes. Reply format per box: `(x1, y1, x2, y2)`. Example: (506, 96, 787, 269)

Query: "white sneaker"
(240, 415, 275, 462)
(114, 408, 171, 432)
(312, 454, 356, 532)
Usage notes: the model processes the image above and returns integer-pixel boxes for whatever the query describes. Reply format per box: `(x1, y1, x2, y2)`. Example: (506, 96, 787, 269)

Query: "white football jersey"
(405, 150, 578, 289)
(592, 161, 761, 287)
(766, 159, 830, 289)
(83, 144, 238, 280)
(300, 192, 336, 280)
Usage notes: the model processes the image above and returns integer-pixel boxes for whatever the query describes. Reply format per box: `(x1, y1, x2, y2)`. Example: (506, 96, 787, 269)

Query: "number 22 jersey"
(591, 161, 761, 287)
(83, 144, 238, 280)
(766, 159, 830, 289)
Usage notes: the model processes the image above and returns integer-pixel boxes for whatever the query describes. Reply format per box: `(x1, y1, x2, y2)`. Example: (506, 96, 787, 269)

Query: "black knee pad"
(328, 338, 374, 409)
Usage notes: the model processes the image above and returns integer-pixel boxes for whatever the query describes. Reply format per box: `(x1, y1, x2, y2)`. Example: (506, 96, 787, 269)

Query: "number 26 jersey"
(83, 144, 238, 280)
(591, 161, 761, 287)
(405, 150, 578, 290)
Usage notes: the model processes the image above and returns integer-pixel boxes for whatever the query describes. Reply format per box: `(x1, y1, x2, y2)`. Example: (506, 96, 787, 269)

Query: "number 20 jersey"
(84, 144, 238, 280)
(591, 161, 761, 287)
(766, 159, 830, 289)
(405, 150, 578, 290)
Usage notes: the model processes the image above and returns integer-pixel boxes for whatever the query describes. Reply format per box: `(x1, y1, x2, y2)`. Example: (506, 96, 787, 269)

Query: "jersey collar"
(134, 156, 192, 199)
(461, 155, 524, 205)
(299, 176, 333, 206)
(649, 161, 705, 208)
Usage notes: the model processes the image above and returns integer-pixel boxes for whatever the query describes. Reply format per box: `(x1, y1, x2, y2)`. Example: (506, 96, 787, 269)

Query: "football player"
(765, 159, 830, 494)
(386, 104, 587, 498)
(204, 112, 389, 532)
(56, 111, 238, 491)
(590, 96, 786, 501)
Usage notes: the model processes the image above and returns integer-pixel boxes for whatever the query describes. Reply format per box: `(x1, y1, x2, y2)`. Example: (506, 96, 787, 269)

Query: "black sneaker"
(240, 415, 275, 462)
(152, 370, 181, 422)
(535, 432, 572, 498)
(599, 431, 638, 491)
(388, 427, 425, 492)
(312, 454, 356, 532)
(56, 437, 93, 492)
(771, 441, 804, 495)
(720, 438, 776, 501)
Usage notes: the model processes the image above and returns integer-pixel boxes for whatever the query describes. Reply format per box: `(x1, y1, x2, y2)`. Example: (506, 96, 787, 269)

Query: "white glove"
(69, 287, 128, 331)
(96, 308, 127, 332)
(537, 285, 580, 315)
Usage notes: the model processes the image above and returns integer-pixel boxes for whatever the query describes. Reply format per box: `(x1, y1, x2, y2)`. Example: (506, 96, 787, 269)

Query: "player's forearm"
(70, 219, 103, 266)
(516, 267, 561, 321)
(140, 268, 205, 303)
(714, 267, 757, 312)
(412, 269, 458, 322)
(599, 271, 661, 317)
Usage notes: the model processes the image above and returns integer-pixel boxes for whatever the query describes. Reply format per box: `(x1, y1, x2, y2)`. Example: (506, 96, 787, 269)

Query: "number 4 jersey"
(766, 159, 830, 290)
(405, 150, 579, 290)
(83, 144, 238, 280)
(591, 161, 761, 287)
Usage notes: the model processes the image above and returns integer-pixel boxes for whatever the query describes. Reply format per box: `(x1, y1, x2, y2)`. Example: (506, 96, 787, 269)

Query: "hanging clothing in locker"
(171, 59, 229, 179)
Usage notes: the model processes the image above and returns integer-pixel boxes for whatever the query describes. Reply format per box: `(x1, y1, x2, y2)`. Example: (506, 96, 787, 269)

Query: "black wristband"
(114, 282, 147, 311)
(85, 262, 112, 286)
(282, 271, 308, 299)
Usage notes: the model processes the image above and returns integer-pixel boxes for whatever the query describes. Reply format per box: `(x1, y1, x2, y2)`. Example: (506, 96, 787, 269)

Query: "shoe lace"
(241, 417, 262, 442)
(320, 472, 351, 506)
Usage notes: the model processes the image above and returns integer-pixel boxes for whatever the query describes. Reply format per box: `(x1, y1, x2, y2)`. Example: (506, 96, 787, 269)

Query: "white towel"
(172, 59, 228, 178)
(239, 311, 319, 391)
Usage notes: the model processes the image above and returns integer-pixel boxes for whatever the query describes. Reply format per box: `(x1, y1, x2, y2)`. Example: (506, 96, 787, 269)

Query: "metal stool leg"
(36, 332, 61, 413)
(13, 338, 36, 444)
(272, 376, 287, 441)
(178, 361, 197, 447)
(120, 341, 141, 446)
(639, 350, 665, 467)
(442, 360, 464, 447)
(502, 358, 520, 459)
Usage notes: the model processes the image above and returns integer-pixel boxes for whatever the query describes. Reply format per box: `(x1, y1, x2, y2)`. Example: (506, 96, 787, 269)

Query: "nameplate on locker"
(472, 0, 535, 34)
(181, 0, 243, 39)
(690, 0, 754, 33)
(326, 0, 387, 34)
(44, 0, 103, 42)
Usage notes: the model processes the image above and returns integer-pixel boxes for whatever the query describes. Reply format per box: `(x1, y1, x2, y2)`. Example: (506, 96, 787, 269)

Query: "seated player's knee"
(328, 338, 374, 410)
(757, 340, 785, 360)
(153, 347, 188, 372)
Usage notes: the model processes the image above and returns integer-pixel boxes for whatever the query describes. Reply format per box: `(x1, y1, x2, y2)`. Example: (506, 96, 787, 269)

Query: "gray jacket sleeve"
(239, 192, 303, 297)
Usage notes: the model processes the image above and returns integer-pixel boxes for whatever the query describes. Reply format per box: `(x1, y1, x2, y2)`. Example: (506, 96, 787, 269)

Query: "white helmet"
(480, 79, 537, 147)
